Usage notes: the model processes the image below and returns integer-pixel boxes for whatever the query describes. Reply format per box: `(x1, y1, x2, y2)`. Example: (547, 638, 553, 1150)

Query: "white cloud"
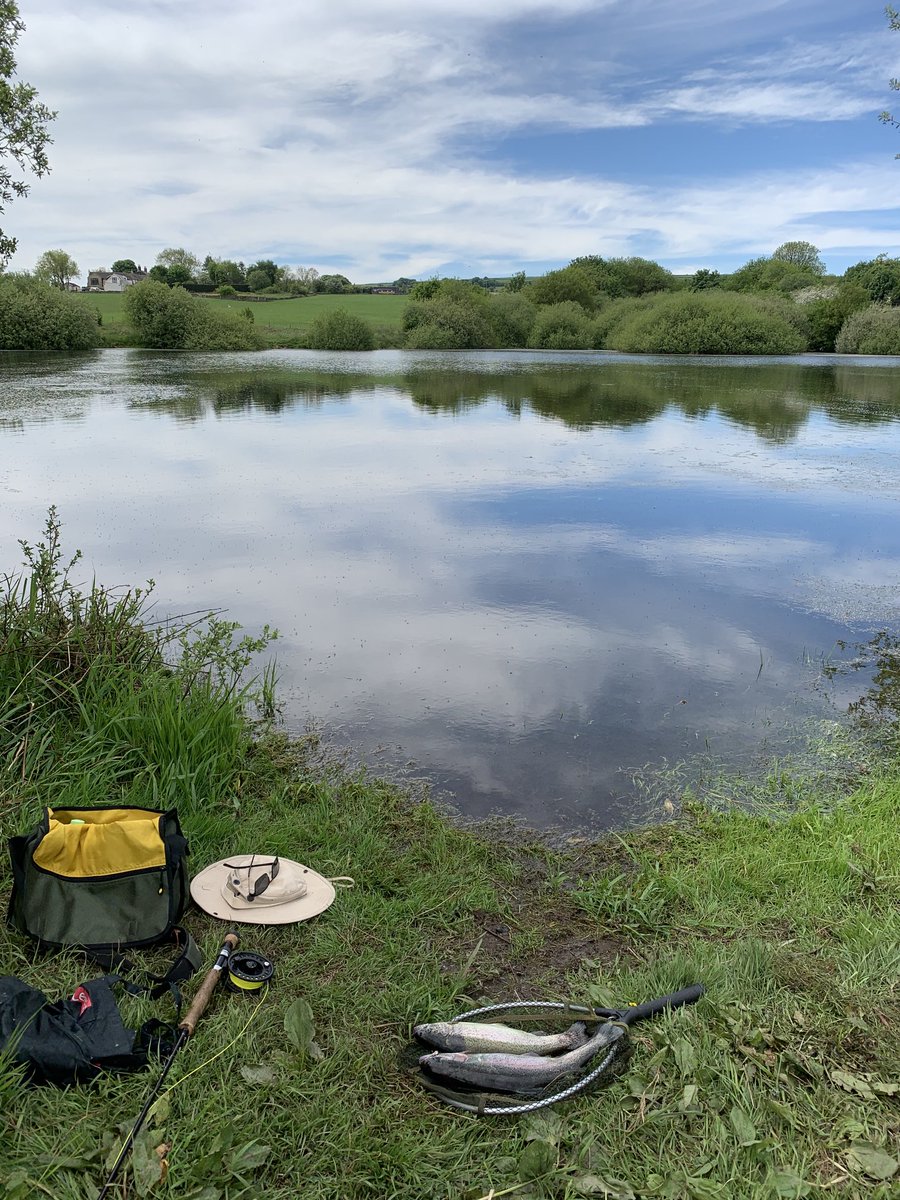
(5, 1, 898, 276)
(665, 82, 875, 122)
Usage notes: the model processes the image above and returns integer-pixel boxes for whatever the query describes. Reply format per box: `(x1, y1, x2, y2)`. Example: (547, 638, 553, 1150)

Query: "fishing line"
(151, 999, 267, 1112)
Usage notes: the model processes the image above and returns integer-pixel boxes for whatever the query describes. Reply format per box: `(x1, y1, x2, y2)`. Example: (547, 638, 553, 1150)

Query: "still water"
(2, 349, 899, 829)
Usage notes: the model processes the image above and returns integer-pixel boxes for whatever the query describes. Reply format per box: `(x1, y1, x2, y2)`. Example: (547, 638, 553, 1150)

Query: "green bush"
(487, 293, 536, 346)
(803, 284, 870, 351)
(402, 281, 494, 349)
(726, 256, 819, 294)
(690, 269, 721, 291)
(217, 284, 237, 297)
(307, 308, 375, 351)
(124, 281, 264, 350)
(835, 304, 900, 354)
(569, 255, 675, 298)
(590, 296, 653, 347)
(523, 265, 599, 312)
(602, 291, 808, 354)
(527, 301, 594, 349)
(842, 255, 900, 306)
(0, 274, 101, 350)
(403, 323, 465, 350)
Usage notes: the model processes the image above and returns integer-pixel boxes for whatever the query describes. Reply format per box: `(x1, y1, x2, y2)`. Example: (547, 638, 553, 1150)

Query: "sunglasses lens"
(249, 872, 271, 900)
(225, 858, 279, 901)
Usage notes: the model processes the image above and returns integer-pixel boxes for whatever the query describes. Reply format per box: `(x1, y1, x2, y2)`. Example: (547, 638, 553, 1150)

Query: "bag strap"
(90, 925, 202, 1012)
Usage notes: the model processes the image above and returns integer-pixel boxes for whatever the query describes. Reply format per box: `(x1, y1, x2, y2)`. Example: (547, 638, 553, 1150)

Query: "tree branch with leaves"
(880, 4, 900, 155)
(0, 1, 55, 265)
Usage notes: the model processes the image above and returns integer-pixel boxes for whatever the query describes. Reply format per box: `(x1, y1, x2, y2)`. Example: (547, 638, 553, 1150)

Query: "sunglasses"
(223, 856, 280, 902)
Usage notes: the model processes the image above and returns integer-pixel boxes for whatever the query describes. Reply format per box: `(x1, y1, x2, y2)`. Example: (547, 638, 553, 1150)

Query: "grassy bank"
(1, 515, 897, 1200)
(74, 291, 408, 348)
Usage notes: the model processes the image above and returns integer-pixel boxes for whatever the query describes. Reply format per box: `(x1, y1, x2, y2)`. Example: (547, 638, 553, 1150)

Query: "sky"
(5, 0, 900, 282)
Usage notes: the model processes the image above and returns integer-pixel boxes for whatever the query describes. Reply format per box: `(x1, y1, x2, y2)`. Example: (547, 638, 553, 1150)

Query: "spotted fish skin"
(414, 1020, 588, 1056)
(419, 1022, 623, 1092)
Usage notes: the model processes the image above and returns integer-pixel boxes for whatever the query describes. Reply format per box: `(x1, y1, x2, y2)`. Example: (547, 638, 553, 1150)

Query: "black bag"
(0, 974, 177, 1087)
(7, 805, 190, 953)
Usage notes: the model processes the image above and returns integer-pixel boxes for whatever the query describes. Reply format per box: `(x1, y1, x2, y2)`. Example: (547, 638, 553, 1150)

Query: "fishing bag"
(7, 805, 191, 954)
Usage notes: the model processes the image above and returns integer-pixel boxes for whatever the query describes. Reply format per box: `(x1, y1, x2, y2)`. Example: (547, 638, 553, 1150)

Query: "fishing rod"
(97, 931, 240, 1199)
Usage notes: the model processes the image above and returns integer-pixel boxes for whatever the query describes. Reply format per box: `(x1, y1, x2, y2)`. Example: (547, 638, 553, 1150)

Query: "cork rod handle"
(179, 931, 240, 1036)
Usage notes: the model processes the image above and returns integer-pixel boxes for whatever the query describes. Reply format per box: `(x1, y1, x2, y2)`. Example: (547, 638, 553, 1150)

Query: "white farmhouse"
(86, 268, 149, 292)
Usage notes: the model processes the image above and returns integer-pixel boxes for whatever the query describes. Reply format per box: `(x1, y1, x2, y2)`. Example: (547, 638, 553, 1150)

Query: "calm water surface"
(2, 349, 899, 829)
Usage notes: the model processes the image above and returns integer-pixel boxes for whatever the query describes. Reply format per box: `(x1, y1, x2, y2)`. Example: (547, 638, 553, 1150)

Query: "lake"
(2, 348, 899, 830)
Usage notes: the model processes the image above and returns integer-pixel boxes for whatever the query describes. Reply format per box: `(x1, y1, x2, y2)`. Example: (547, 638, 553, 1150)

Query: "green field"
(217, 293, 407, 330)
(74, 291, 407, 332)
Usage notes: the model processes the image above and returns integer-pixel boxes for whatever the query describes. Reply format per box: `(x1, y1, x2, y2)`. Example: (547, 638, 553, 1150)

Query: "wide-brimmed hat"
(190, 854, 337, 924)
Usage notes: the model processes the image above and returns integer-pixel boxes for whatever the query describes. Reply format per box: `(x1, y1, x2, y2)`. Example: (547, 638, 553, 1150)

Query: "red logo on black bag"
(71, 986, 93, 1016)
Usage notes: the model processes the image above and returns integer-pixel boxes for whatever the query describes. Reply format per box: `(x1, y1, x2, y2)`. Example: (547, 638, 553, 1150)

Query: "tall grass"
(0, 508, 274, 823)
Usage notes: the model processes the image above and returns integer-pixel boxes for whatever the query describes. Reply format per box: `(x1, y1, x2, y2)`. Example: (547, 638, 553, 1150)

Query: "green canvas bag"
(7, 805, 191, 954)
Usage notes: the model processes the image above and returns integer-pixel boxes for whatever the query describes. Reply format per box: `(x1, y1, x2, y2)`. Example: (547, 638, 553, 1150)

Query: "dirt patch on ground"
(450, 902, 630, 1001)
(433, 828, 649, 1001)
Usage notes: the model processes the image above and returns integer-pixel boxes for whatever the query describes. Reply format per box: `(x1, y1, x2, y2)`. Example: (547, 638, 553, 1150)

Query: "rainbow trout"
(419, 1021, 623, 1092)
(414, 1020, 588, 1056)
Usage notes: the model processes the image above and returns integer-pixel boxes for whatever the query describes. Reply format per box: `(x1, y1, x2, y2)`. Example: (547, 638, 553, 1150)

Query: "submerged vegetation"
(1, 512, 898, 1198)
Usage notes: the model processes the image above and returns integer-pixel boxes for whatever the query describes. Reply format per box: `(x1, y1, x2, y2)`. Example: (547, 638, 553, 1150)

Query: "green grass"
(73, 291, 128, 324)
(1, 512, 898, 1199)
(73, 291, 408, 343)
(211, 293, 407, 330)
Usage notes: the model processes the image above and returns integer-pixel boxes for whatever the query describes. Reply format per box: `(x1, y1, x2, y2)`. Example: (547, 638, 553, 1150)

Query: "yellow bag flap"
(33, 808, 167, 878)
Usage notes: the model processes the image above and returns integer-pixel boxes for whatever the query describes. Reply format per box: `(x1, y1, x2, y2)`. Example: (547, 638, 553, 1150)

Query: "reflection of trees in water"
(822, 367, 900, 427)
(121, 359, 900, 439)
(0, 351, 101, 430)
(128, 371, 371, 422)
(408, 362, 900, 441)
(828, 631, 900, 728)
(404, 368, 665, 429)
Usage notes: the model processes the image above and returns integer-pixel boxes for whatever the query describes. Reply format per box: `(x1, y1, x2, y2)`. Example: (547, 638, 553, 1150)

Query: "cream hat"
(190, 854, 339, 925)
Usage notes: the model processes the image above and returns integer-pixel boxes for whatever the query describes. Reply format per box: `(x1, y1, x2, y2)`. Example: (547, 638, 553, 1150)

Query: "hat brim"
(190, 856, 336, 925)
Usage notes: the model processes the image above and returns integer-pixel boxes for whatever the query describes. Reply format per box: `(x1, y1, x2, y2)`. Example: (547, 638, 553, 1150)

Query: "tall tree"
(111, 258, 138, 273)
(247, 259, 280, 289)
(771, 241, 825, 274)
(35, 247, 79, 289)
(204, 257, 245, 288)
(0, 1, 56, 264)
(155, 247, 199, 276)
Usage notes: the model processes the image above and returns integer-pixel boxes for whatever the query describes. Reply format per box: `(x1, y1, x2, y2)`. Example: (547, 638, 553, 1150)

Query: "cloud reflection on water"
(1, 350, 899, 828)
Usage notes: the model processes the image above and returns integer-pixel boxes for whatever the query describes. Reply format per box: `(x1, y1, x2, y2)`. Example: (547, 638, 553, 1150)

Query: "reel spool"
(226, 950, 275, 994)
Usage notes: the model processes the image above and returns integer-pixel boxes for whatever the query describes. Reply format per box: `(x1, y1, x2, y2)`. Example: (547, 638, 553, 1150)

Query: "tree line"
(3, 242, 900, 354)
(393, 244, 900, 356)
(143, 249, 359, 296)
